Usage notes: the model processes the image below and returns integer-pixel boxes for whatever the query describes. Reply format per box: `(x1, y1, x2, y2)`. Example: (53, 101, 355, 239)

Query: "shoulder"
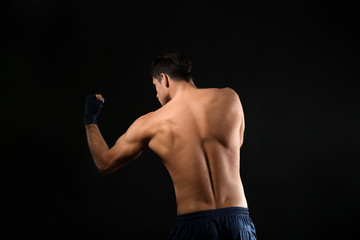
(200, 87, 237, 97)
(218, 88, 244, 113)
(214, 87, 241, 103)
(119, 112, 158, 146)
(130, 111, 161, 138)
(132, 111, 155, 128)
(126, 112, 155, 137)
(222, 87, 239, 97)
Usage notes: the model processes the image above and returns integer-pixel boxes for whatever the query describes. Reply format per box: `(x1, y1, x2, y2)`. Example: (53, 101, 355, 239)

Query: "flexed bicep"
(103, 115, 152, 174)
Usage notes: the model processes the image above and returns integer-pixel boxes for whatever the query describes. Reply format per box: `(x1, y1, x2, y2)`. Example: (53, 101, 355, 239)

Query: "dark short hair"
(150, 51, 193, 82)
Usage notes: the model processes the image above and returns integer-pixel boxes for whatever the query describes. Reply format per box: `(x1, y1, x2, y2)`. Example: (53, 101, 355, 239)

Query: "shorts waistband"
(176, 207, 249, 221)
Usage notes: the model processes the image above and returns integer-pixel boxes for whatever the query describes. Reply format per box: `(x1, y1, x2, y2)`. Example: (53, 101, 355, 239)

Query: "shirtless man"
(84, 52, 257, 239)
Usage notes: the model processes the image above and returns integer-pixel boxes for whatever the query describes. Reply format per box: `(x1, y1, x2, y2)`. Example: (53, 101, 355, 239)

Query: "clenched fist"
(84, 94, 105, 125)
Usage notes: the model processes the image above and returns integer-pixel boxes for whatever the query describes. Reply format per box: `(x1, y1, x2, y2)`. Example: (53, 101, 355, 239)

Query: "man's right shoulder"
(222, 87, 239, 96)
(216, 87, 240, 102)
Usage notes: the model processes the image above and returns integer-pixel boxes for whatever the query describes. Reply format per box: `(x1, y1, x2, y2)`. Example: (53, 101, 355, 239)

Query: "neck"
(169, 79, 197, 99)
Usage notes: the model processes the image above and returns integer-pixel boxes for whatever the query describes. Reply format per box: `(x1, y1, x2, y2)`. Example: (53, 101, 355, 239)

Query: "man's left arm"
(84, 94, 151, 174)
(86, 116, 150, 174)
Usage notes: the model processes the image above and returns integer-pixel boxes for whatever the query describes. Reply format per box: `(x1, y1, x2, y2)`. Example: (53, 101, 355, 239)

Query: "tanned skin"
(86, 73, 247, 215)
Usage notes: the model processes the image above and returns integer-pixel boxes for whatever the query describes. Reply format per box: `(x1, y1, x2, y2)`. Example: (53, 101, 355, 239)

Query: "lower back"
(165, 142, 248, 215)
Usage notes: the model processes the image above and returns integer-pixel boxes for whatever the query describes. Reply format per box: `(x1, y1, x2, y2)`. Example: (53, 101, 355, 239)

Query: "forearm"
(85, 124, 110, 172)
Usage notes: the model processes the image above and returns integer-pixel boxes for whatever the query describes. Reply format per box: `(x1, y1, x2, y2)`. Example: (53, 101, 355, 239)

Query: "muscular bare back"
(146, 87, 247, 215)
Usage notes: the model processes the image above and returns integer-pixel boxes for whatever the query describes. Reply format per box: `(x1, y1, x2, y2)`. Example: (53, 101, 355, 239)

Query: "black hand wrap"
(84, 94, 103, 125)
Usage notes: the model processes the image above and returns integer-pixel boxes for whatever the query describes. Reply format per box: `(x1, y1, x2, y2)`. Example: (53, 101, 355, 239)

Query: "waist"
(176, 206, 249, 221)
(175, 194, 248, 215)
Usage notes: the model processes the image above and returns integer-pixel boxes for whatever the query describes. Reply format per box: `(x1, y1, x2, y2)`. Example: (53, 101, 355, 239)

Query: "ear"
(160, 73, 166, 83)
(160, 73, 170, 88)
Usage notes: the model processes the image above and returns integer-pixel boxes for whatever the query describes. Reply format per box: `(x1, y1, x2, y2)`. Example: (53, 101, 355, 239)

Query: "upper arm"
(224, 87, 245, 146)
(104, 113, 153, 173)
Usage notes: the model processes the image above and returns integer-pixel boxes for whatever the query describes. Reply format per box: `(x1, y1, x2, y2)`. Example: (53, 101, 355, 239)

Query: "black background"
(3, 1, 359, 239)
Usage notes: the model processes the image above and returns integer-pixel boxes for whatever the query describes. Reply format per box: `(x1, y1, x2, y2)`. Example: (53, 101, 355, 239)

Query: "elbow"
(94, 157, 112, 175)
(94, 154, 123, 175)
(97, 162, 113, 175)
(98, 167, 111, 175)
(97, 159, 123, 175)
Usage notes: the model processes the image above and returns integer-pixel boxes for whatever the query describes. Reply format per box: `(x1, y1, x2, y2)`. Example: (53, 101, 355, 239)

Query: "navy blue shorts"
(167, 207, 257, 240)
